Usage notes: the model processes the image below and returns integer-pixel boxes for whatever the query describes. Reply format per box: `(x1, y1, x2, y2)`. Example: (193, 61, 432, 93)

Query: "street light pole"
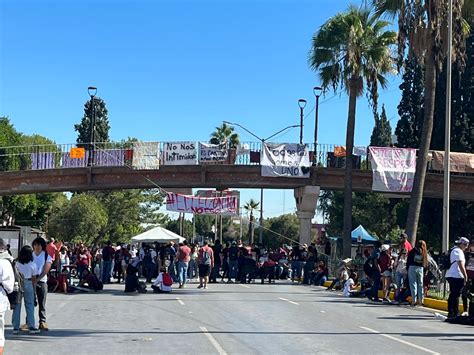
(298, 99, 307, 145)
(87, 86, 97, 167)
(313, 87, 322, 165)
(442, 0, 453, 253)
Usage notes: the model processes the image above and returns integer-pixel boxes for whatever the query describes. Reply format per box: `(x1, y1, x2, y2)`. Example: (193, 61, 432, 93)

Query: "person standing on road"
(379, 245, 393, 303)
(446, 237, 469, 319)
(197, 240, 214, 289)
(0, 239, 14, 354)
(369, 241, 382, 302)
(12, 246, 40, 334)
(399, 233, 413, 253)
(101, 241, 114, 284)
(394, 249, 408, 298)
(32, 237, 52, 331)
(227, 241, 239, 283)
(177, 241, 191, 288)
(407, 240, 428, 307)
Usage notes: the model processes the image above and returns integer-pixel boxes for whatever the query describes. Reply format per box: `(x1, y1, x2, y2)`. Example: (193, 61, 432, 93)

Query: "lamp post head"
(88, 86, 97, 97)
(313, 86, 322, 96)
(298, 99, 307, 108)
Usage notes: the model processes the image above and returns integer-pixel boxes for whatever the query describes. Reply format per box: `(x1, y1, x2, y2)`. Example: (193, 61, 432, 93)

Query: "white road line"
(175, 297, 185, 306)
(360, 326, 440, 355)
(199, 326, 227, 355)
(278, 297, 299, 305)
(238, 284, 250, 288)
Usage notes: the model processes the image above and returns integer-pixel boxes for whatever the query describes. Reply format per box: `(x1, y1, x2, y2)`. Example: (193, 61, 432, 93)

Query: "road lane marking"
(199, 326, 227, 355)
(238, 284, 250, 288)
(279, 297, 299, 305)
(176, 297, 185, 306)
(360, 326, 440, 355)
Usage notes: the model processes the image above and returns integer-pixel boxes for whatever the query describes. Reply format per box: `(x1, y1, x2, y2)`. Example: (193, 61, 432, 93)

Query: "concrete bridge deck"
(0, 165, 472, 200)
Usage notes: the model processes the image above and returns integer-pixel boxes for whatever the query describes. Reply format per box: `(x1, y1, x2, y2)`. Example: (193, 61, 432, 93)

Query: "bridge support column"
(294, 186, 320, 245)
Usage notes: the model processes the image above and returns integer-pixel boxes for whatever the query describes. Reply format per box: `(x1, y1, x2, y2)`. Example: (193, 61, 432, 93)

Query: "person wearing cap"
(446, 237, 469, 319)
(399, 233, 413, 253)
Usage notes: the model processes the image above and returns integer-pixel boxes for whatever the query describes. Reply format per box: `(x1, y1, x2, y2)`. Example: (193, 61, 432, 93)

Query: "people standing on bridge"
(177, 241, 191, 288)
(32, 237, 52, 331)
(446, 237, 469, 319)
(197, 240, 214, 289)
(407, 240, 428, 307)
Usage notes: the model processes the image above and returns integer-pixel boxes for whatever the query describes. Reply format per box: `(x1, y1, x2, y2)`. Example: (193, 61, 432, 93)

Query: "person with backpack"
(32, 237, 52, 331)
(152, 267, 173, 293)
(12, 246, 40, 334)
(0, 239, 14, 353)
(407, 240, 428, 307)
(197, 240, 214, 289)
(446, 237, 469, 319)
(227, 241, 239, 283)
(369, 241, 382, 302)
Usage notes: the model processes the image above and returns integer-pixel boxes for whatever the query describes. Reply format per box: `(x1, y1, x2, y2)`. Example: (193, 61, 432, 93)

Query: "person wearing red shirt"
(400, 233, 413, 253)
(46, 238, 58, 262)
(177, 241, 191, 288)
(197, 240, 214, 289)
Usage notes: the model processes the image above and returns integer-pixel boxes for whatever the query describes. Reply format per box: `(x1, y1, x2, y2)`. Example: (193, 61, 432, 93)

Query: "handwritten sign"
(166, 192, 238, 215)
(199, 143, 228, 163)
(261, 143, 310, 178)
(70, 147, 85, 159)
(163, 142, 197, 165)
(369, 147, 417, 192)
(132, 142, 160, 170)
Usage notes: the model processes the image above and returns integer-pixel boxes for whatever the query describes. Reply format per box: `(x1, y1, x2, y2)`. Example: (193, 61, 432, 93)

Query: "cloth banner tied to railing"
(261, 143, 310, 178)
(199, 142, 228, 163)
(369, 147, 417, 192)
(132, 142, 160, 169)
(166, 192, 238, 215)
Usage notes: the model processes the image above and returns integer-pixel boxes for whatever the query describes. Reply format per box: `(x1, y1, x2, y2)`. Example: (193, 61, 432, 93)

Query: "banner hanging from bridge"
(166, 192, 238, 215)
(162, 142, 197, 165)
(199, 143, 228, 163)
(369, 147, 417, 192)
(261, 143, 310, 178)
(132, 142, 160, 169)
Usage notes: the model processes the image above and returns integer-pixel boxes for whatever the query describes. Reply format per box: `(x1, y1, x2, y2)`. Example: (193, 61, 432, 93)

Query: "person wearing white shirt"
(12, 246, 40, 334)
(0, 239, 14, 354)
(152, 269, 172, 293)
(446, 237, 469, 319)
(32, 238, 52, 331)
(342, 273, 358, 297)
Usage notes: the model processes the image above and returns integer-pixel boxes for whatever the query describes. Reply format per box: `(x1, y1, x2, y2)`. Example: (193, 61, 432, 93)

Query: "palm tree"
(243, 198, 260, 244)
(210, 123, 240, 148)
(309, 5, 396, 258)
(374, 0, 471, 245)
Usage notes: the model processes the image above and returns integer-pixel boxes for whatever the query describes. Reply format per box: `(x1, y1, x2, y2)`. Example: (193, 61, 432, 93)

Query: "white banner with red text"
(166, 192, 238, 215)
(369, 147, 417, 192)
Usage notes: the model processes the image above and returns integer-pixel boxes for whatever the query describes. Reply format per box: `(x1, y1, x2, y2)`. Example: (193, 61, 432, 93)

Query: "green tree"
(395, 57, 425, 148)
(46, 194, 108, 245)
(166, 218, 193, 239)
(210, 123, 239, 148)
(370, 104, 392, 146)
(243, 199, 260, 244)
(262, 214, 299, 249)
(309, 6, 396, 257)
(374, 0, 470, 245)
(75, 96, 110, 146)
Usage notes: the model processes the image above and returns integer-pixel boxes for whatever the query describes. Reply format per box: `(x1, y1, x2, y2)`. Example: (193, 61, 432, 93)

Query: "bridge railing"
(0, 141, 471, 177)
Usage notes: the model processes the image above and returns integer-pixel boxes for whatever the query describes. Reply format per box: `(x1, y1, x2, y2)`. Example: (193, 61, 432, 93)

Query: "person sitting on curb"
(342, 272, 358, 297)
(312, 261, 329, 286)
(327, 259, 350, 291)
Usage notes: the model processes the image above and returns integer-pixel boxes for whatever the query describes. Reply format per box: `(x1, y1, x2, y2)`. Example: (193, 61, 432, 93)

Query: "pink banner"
(166, 192, 238, 215)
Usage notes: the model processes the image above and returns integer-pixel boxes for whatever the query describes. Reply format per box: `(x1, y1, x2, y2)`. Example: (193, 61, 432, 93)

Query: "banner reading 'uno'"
(261, 143, 310, 178)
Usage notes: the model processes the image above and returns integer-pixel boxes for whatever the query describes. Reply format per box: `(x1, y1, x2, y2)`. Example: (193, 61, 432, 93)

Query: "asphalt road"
(4, 280, 473, 354)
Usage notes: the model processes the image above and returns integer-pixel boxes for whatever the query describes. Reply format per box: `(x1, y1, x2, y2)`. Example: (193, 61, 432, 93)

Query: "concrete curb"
(322, 280, 461, 313)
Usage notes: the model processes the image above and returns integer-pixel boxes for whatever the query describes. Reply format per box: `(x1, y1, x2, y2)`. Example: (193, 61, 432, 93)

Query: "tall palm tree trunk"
(405, 50, 437, 246)
(249, 212, 255, 244)
(343, 78, 358, 258)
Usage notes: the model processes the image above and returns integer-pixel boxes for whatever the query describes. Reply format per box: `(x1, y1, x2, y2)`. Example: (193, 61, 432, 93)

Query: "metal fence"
(0, 141, 471, 177)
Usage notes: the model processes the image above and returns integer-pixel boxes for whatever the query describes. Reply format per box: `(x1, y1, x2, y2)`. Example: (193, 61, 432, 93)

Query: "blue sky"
(0, 0, 402, 221)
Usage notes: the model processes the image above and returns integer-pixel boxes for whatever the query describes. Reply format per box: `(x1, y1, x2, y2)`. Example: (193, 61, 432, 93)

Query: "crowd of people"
(0, 231, 471, 353)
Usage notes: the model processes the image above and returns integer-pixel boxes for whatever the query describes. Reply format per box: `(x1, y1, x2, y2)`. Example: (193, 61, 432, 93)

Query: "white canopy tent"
(131, 226, 185, 244)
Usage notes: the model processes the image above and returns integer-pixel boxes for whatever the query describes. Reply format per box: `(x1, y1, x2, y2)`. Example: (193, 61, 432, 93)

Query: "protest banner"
(369, 147, 417, 192)
(166, 192, 238, 215)
(431, 151, 474, 173)
(132, 142, 160, 169)
(261, 143, 310, 178)
(162, 141, 197, 165)
(199, 142, 228, 163)
(70, 147, 85, 159)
